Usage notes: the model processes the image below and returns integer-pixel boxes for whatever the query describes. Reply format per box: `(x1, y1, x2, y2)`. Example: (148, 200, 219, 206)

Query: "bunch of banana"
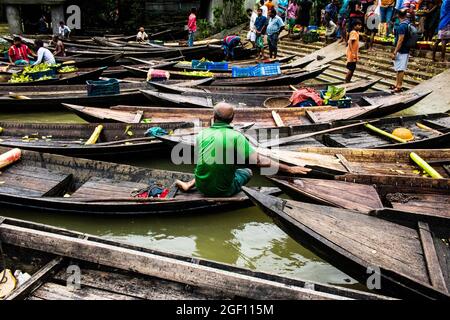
(58, 66, 78, 73)
(36, 75, 54, 81)
(180, 71, 214, 77)
(23, 63, 51, 74)
(8, 73, 32, 83)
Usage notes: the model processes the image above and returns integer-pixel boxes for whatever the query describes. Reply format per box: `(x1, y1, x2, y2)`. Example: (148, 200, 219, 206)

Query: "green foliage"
(213, 0, 247, 30)
(197, 19, 213, 40)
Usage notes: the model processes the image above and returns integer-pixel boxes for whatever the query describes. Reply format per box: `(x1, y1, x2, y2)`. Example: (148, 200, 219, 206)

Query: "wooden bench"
(0, 166, 72, 197)
(71, 177, 149, 198)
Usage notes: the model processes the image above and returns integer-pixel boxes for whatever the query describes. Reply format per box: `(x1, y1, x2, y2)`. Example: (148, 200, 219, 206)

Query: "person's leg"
(268, 34, 273, 58)
(432, 39, 441, 61)
(345, 62, 356, 82)
(273, 33, 279, 58)
(441, 40, 447, 62)
(188, 32, 193, 47)
(386, 7, 394, 36)
(396, 71, 404, 90)
(175, 179, 196, 192)
(224, 168, 253, 197)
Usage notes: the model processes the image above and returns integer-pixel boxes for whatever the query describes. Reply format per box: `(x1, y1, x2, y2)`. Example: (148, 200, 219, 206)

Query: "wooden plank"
(335, 154, 354, 173)
(305, 110, 320, 124)
(6, 257, 64, 300)
(132, 110, 143, 124)
(271, 111, 285, 127)
(418, 222, 449, 293)
(53, 268, 215, 300)
(0, 223, 351, 300)
(32, 282, 138, 300)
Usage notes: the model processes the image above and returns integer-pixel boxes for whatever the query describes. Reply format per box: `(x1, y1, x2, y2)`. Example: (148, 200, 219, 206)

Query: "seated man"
(8, 37, 35, 65)
(33, 39, 56, 65)
(176, 103, 310, 197)
(136, 27, 149, 43)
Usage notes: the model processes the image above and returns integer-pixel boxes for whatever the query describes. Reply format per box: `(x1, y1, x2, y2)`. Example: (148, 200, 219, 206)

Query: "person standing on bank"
(247, 8, 258, 47)
(267, 9, 285, 59)
(433, 0, 449, 62)
(392, 9, 412, 92)
(255, 7, 268, 59)
(346, 19, 362, 82)
(187, 8, 197, 47)
(175, 103, 311, 196)
(33, 39, 56, 65)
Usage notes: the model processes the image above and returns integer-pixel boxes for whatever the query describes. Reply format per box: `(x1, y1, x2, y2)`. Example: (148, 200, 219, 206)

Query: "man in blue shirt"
(267, 9, 285, 58)
(255, 8, 268, 59)
(392, 9, 411, 93)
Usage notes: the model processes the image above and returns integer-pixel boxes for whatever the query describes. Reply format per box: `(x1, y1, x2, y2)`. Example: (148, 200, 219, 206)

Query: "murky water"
(0, 111, 363, 290)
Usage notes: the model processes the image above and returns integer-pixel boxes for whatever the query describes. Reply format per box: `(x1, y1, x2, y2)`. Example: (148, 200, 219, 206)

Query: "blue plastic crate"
(320, 90, 352, 108)
(206, 61, 228, 71)
(254, 63, 281, 77)
(192, 59, 208, 70)
(232, 66, 254, 78)
(86, 78, 120, 96)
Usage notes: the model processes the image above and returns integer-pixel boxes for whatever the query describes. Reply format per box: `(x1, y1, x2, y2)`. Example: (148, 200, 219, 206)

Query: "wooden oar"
(261, 120, 378, 148)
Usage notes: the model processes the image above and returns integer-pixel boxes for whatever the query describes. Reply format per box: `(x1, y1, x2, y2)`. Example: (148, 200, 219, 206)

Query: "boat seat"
(388, 193, 450, 219)
(0, 165, 72, 197)
(71, 177, 150, 198)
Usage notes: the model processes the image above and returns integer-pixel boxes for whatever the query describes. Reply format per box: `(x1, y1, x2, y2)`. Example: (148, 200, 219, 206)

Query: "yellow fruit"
(392, 128, 414, 141)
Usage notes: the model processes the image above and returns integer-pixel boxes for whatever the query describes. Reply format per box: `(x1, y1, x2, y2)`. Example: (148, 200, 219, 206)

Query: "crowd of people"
(242, 0, 448, 91)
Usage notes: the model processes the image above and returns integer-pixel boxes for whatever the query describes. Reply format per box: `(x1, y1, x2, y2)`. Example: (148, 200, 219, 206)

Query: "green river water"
(0, 111, 364, 291)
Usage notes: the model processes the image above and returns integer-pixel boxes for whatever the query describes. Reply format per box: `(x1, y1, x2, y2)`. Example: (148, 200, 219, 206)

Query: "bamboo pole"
(364, 123, 407, 143)
(85, 125, 103, 145)
(410, 152, 444, 179)
(416, 123, 443, 136)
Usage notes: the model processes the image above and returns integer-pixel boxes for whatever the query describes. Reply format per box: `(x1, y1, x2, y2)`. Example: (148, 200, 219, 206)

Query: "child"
(187, 8, 197, 47)
(346, 19, 362, 82)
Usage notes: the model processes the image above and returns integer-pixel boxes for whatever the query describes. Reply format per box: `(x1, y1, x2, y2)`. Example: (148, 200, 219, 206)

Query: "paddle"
(261, 120, 379, 148)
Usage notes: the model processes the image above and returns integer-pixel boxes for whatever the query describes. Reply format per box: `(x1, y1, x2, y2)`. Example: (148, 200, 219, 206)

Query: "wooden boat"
(64, 44, 222, 60)
(0, 67, 106, 87)
(267, 148, 450, 181)
(0, 122, 192, 156)
(242, 187, 450, 299)
(262, 112, 450, 149)
(0, 217, 391, 300)
(0, 146, 280, 215)
(56, 53, 123, 68)
(149, 77, 382, 94)
(171, 55, 302, 72)
(125, 65, 329, 84)
(139, 89, 429, 119)
(270, 176, 450, 225)
(0, 91, 149, 112)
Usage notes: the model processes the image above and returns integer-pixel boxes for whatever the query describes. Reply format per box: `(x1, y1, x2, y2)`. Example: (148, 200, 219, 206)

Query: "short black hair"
(34, 39, 44, 48)
(191, 7, 197, 14)
(13, 36, 22, 42)
(352, 19, 363, 28)
(247, 8, 253, 14)
(59, 21, 65, 25)
(398, 9, 407, 18)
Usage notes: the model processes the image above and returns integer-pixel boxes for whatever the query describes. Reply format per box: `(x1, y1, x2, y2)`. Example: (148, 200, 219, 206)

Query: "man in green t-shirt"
(176, 103, 310, 196)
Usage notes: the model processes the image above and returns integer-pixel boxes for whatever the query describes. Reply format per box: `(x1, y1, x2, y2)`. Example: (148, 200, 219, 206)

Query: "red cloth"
(8, 44, 32, 62)
(188, 13, 197, 32)
(290, 88, 323, 106)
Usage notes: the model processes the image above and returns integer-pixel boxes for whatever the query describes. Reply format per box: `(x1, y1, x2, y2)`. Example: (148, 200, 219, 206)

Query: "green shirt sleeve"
(235, 132, 255, 161)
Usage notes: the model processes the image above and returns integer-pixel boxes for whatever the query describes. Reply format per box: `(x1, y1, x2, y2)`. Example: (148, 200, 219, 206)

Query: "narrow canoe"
(0, 146, 279, 215)
(0, 122, 192, 156)
(270, 176, 450, 225)
(0, 216, 392, 300)
(243, 187, 450, 299)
